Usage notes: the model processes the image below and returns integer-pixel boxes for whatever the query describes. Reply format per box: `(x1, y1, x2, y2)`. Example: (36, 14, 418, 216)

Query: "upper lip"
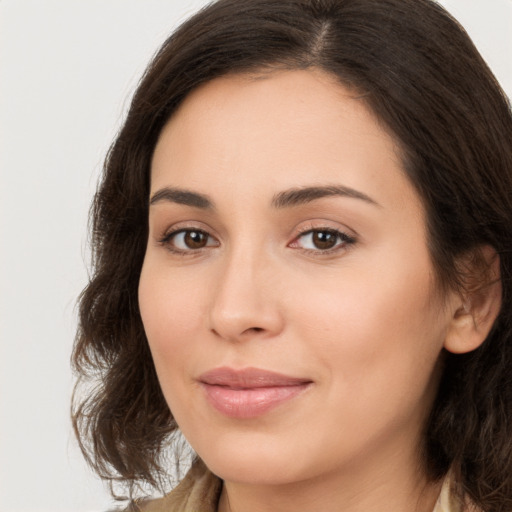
(199, 367, 312, 388)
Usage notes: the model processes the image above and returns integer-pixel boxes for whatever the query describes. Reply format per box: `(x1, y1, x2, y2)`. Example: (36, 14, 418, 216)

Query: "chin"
(207, 456, 306, 486)
(189, 428, 326, 486)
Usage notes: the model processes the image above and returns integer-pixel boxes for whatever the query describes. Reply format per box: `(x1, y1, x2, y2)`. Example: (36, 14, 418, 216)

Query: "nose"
(208, 246, 284, 342)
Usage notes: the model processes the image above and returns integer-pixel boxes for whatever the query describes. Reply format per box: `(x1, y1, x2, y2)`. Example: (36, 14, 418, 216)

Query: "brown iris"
(183, 230, 209, 249)
(311, 230, 339, 250)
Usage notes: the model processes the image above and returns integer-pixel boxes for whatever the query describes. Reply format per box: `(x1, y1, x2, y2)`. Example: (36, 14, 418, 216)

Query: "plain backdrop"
(1, 1, 511, 511)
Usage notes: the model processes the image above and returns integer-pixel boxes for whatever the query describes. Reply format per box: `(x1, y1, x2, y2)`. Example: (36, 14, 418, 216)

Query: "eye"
(290, 228, 355, 252)
(160, 228, 219, 252)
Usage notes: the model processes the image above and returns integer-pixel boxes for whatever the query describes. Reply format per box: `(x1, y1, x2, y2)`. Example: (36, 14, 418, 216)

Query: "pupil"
(185, 231, 206, 249)
(313, 231, 337, 250)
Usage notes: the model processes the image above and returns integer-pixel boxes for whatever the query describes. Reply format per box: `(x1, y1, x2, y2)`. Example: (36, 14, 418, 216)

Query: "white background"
(1, 1, 511, 511)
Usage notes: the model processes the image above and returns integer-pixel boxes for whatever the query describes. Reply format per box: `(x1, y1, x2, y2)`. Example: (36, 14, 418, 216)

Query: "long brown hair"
(72, 0, 512, 509)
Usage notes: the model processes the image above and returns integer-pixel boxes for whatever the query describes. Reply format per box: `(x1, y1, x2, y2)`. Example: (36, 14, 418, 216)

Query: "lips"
(198, 367, 312, 419)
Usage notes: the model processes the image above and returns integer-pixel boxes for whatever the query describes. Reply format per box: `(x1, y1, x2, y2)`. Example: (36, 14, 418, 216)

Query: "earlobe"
(443, 247, 502, 354)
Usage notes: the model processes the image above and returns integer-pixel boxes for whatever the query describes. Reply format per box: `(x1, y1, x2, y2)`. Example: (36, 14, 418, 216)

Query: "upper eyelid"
(292, 220, 358, 238)
(155, 220, 357, 245)
(295, 225, 343, 235)
(158, 227, 219, 255)
(162, 225, 210, 236)
(158, 228, 353, 256)
(291, 228, 355, 244)
(158, 220, 218, 238)
(160, 226, 218, 243)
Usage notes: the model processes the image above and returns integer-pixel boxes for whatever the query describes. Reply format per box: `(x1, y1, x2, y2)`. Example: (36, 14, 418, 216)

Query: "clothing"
(136, 460, 461, 512)
(137, 460, 221, 512)
(434, 477, 462, 512)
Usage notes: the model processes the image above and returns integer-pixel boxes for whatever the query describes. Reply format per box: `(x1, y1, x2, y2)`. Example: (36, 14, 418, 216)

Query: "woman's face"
(139, 69, 457, 486)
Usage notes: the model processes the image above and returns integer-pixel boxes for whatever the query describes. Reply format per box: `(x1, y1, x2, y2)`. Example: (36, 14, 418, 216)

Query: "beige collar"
(432, 475, 462, 512)
(136, 459, 221, 512)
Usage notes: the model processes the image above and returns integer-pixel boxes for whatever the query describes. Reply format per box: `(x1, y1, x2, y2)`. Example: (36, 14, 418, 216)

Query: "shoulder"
(134, 459, 222, 512)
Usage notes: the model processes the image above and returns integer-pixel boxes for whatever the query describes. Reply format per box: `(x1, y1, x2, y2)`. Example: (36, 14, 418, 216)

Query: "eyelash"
(158, 228, 218, 255)
(290, 227, 356, 254)
(158, 226, 356, 256)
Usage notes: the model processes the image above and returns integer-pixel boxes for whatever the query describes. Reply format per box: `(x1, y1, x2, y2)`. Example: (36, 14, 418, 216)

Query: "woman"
(72, 0, 512, 511)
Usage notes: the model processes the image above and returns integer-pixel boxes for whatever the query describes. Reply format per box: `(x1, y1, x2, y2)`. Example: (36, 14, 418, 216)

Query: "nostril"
(245, 327, 264, 334)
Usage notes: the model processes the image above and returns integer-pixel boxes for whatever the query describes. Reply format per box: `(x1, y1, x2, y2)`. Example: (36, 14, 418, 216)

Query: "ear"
(444, 246, 502, 354)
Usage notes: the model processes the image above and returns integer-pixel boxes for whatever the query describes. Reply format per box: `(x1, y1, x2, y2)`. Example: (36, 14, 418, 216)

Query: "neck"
(217, 441, 443, 512)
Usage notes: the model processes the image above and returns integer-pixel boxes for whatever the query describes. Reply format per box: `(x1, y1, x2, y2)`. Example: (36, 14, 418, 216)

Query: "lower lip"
(201, 383, 311, 419)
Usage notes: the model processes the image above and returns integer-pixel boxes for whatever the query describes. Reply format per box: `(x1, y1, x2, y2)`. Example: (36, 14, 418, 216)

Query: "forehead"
(150, 68, 418, 216)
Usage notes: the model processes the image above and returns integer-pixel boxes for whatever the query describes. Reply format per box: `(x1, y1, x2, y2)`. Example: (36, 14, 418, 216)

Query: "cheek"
(282, 260, 446, 462)
(138, 261, 207, 369)
(290, 251, 446, 393)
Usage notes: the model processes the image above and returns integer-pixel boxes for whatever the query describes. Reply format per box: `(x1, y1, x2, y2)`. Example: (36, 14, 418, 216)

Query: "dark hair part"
(72, 0, 512, 508)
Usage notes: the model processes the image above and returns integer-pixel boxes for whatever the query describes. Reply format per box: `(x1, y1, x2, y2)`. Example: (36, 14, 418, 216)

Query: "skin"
(138, 69, 465, 512)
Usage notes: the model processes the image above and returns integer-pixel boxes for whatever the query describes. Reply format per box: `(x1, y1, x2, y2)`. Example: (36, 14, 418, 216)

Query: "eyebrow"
(271, 185, 380, 209)
(150, 187, 214, 209)
(149, 184, 379, 209)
